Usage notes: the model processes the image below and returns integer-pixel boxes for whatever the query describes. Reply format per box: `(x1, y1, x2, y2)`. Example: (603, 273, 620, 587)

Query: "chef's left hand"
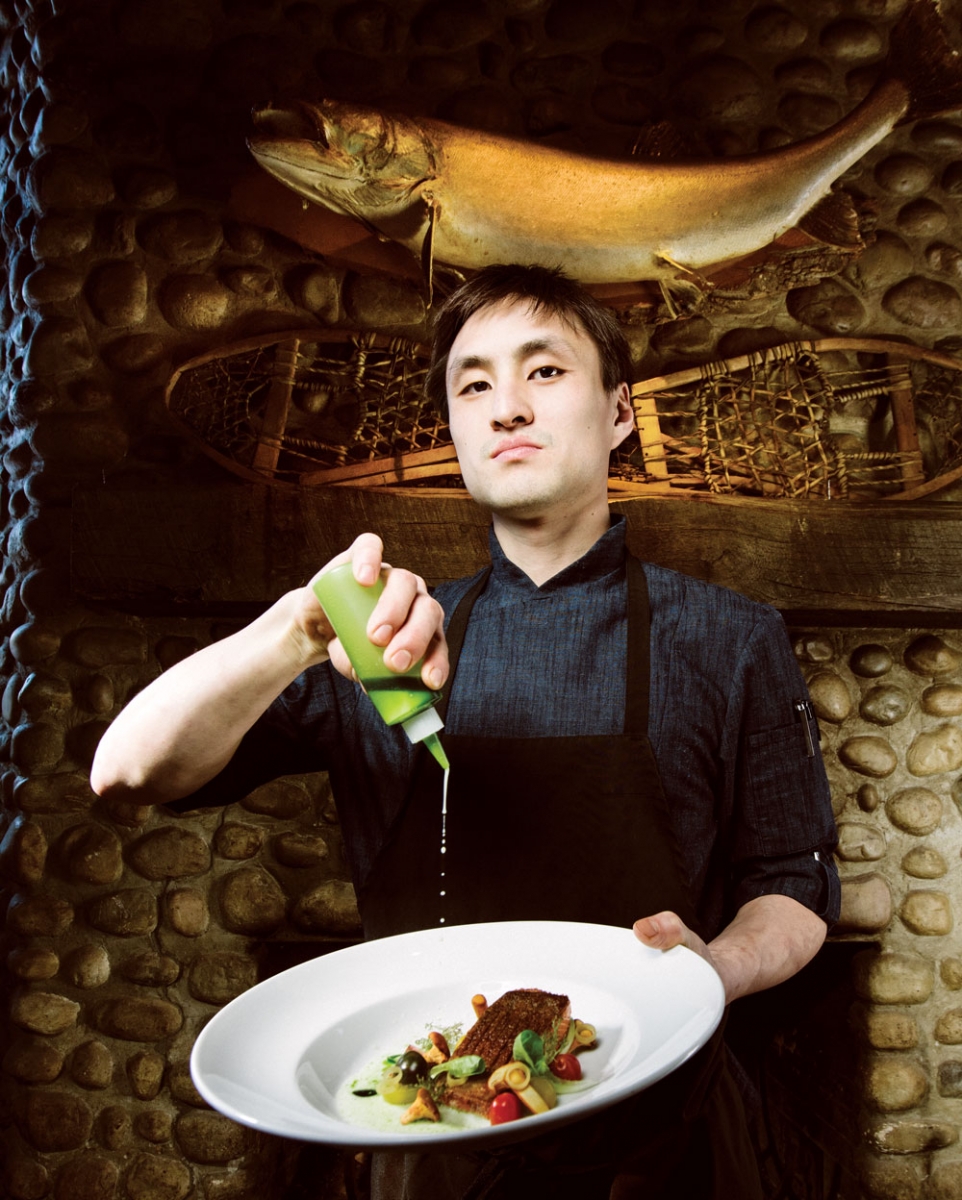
(633, 895, 828, 1006)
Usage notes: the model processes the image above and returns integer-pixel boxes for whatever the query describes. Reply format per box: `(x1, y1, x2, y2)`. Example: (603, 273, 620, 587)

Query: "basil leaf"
(513, 1030, 548, 1075)
(429, 1055, 486, 1080)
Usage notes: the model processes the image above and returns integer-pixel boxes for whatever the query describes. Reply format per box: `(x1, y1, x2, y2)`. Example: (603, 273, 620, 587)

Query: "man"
(92, 264, 839, 1199)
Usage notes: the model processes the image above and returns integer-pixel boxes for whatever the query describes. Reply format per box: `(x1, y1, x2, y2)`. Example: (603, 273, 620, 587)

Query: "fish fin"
(887, 0, 962, 123)
(421, 192, 438, 307)
(797, 190, 865, 250)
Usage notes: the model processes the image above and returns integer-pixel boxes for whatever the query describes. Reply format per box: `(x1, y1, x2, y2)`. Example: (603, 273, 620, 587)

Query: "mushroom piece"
(422, 1030, 450, 1065)
(400, 1087, 441, 1124)
(471, 994, 487, 1019)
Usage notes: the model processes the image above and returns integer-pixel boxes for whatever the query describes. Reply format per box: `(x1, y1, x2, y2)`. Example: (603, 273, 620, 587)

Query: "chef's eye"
(531, 365, 562, 379)
(459, 379, 490, 395)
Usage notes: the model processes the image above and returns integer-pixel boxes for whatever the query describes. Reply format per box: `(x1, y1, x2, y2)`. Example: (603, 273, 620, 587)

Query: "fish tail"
(888, 0, 962, 123)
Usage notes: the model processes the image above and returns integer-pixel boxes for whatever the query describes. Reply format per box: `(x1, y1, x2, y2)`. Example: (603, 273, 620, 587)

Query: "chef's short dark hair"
(425, 264, 634, 420)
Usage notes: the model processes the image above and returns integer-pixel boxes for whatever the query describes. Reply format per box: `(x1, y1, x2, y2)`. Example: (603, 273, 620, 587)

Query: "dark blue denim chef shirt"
(179, 517, 840, 939)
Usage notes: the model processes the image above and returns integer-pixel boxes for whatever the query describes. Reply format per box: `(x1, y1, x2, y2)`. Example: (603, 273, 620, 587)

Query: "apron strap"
(435, 566, 491, 725)
(625, 556, 651, 739)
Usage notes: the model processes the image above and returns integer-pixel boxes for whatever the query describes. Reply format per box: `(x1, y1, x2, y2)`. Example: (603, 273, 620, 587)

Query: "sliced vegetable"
(377, 1067, 419, 1106)
(489, 1092, 522, 1125)
(549, 1053, 582, 1081)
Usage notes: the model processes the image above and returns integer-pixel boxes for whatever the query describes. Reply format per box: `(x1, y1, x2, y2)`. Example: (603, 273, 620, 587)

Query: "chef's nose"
(490, 379, 533, 429)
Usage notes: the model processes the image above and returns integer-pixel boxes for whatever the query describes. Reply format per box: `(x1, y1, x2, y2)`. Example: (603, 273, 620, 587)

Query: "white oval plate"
(190, 920, 724, 1149)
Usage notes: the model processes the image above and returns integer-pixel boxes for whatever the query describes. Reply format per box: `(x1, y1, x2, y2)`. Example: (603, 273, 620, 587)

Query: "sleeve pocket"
(739, 721, 833, 858)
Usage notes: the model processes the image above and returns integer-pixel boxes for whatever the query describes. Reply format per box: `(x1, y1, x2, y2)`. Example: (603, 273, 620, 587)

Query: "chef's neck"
(491, 505, 612, 587)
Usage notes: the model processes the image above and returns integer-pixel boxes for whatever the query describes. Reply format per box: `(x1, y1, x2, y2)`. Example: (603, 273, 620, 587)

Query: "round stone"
(786, 278, 865, 334)
(6, 893, 74, 937)
(165, 888, 209, 937)
(794, 635, 835, 663)
(87, 889, 158, 937)
(291, 265, 340, 319)
(776, 91, 841, 135)
(127, 828, 211, 879)
(863, 1009, 918, 1051)
(134, 1110, 173, 1143)
(901, 846, 947, 879)
(68, 1039, 114, 1089)
(22, 264, 83, 307)
(922, 684, 962, 717)
(868, 1119, 958, 1154)
(854, 950, 935, 1004)
(241, 780, 310, 819)
(7, 946, 59, 981)
(0, 814, 47, 884)
(886, 788, 943, 835)
(907, 725, 962, 776)
(188, 952, 258, 1005)
(124, 1153, 191, 1200)
(859, 684, 910, 726)
(118, 951, 180, 987)
(159, 274, 232, 331)
(3, 1038, 64, 1083)
(836, 821, 886, 861)
(18, 670, 73, 719)
(119, 166, 178, 208)
(175, 1111, 249, 1164)
(905, 635, 962, 675)
(63, 627, 147, 668)
(85, 261, 148, 327)
(138, 210, 223, 263)
(290, 879, 363, 934)
(155, 636, 199, 670)
(898, 198, 948, 238)
(883, 277, 962, 330)
(273, 830, 330, 867)
(57, 822, 123, 885)
(837, 873, 892, 933)
(96, 997, 183, 1042)
(819, 17, 882, 60)
(854, 232, 915, 292)
(942, 960, 962, 990)
(912, 120, 962, 154)
(936, 1010, 962, 1044)
(61, 944, 110, 988)
(670, 55, 765, 123)
(900, 891, 953, 936)
(839, 735, 898, 777)
(14, 771, 96, 815)
(102, 333, 168, 374)
(28, 148, 115, 209)
(807, 670, 853, 722)
(858, 783, 881, 812)
(25, 1090, 94, 1151)
(745, 5, 808, 51)
(127, 1051, 165, 1100)
(219, 867, 286, 934)
(939, 1062, 962, 1098)
(343, 273, 426, 329)
(412, 0, 500, 49)
(214, 823, 264, 859)
(865, 1057, 929, 1111)
(874, 152, 933, 196)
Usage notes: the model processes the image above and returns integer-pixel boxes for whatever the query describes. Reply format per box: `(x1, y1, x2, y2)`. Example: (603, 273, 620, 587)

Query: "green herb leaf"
(429, 1055, 486, 1080)
(513, 1030, 549, 1075)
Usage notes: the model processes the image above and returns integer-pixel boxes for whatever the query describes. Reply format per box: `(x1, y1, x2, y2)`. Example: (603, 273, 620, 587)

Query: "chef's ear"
(610, 382, 635, 450)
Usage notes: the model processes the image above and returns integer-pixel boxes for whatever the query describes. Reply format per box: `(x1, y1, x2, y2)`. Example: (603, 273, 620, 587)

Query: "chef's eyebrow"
(448, 337, 576, 379)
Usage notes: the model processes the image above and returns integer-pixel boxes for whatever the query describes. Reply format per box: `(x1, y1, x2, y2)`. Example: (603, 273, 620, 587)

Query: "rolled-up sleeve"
(727, 611, 841, 926)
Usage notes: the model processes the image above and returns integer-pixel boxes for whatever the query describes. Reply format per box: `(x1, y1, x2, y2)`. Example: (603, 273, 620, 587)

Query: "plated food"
(350, 987, 597, 1129)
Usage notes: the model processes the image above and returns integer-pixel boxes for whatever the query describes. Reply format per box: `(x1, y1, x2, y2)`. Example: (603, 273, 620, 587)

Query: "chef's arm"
(632, 894, 827, 1006)
(90, 533, 448, 806)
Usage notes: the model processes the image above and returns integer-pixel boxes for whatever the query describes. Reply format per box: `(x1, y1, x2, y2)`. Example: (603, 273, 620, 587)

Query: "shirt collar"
(487, 515, 627, 593)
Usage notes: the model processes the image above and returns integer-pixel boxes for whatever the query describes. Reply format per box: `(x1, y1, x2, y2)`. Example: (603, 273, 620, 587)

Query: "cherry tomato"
(489, 1092, 523, 1125)
(549, 1053, 582, 1081)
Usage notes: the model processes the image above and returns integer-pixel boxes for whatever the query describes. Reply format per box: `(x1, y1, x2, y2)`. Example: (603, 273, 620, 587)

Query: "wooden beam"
(71, 484, 962, 624)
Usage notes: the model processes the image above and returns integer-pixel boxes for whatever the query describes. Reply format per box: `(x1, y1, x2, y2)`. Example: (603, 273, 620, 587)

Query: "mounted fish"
(248, 0, 962, 305)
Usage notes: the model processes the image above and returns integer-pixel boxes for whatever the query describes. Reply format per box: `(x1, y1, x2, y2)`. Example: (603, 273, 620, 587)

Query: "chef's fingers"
(633, 911, 709, 959)
(318, 532, 386, 586)
(373, 574, 448, 689)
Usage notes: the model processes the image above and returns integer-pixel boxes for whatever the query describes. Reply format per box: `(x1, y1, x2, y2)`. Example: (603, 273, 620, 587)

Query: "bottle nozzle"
(401, 706, 449, 769)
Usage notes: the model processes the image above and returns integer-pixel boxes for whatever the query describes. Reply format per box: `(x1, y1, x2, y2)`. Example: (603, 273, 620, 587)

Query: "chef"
(92, 263, 839, 1199)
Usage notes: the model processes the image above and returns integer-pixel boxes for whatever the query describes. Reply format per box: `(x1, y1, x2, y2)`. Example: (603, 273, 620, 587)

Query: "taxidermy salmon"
(248, 0, 962, 293)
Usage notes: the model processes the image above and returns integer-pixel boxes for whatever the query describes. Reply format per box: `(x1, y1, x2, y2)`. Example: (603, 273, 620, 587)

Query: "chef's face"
(445, 300, 633, 519)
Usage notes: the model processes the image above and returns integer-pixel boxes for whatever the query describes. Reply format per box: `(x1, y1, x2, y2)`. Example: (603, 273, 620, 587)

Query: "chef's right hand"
(299, 533, 449, 691)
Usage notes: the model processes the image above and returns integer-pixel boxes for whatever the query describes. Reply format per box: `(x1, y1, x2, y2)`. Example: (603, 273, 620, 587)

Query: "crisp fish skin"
(248, 0, 962, 287)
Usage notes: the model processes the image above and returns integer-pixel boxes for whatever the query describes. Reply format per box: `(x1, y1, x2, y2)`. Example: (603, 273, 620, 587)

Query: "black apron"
(359, 557, 761, 1200)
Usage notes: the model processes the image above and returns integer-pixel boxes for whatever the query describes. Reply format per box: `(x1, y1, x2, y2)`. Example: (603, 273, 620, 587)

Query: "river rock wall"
(2, 2, 962, 1199)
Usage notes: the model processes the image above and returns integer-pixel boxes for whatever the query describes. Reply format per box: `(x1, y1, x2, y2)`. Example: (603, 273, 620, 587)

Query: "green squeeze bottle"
(312, 562, 450, 770)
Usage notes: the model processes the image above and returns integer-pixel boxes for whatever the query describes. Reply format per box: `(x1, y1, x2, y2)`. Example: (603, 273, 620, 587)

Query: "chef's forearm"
(90, 590, 327, 805)
(705, 893, 827, 1005)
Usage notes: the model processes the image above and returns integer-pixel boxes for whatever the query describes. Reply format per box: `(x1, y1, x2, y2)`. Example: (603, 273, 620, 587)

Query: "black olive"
(394, 1050, 429, 1084)
(352, 1088, 377, 1097)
